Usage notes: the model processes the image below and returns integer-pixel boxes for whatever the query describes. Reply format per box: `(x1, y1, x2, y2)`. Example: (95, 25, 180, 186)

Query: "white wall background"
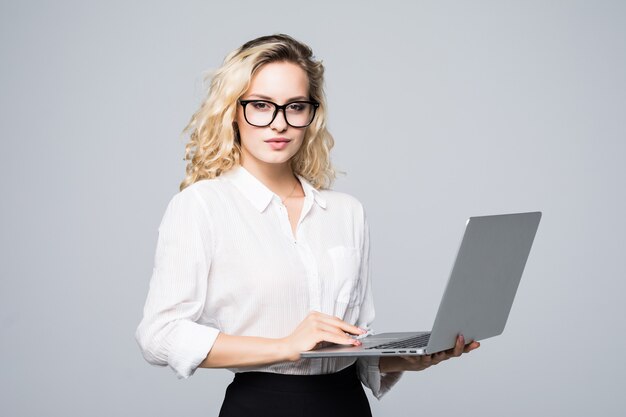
(1, 1, 624, 416)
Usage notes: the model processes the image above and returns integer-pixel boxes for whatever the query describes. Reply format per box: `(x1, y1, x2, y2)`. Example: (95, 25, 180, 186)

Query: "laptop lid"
(424, 211, 541, 354)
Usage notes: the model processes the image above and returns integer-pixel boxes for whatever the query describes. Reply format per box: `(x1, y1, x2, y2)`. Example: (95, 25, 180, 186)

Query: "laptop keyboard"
(366, 333, 431, 350)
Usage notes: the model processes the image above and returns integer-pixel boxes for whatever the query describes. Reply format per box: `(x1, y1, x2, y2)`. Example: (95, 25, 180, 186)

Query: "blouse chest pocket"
(327, 246, 362, 306)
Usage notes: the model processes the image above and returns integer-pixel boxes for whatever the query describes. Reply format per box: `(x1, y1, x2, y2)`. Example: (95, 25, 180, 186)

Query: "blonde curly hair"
(180, 34, 338, 191)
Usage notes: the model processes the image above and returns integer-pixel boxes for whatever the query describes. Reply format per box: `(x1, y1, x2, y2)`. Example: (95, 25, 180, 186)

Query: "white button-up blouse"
(135, 165, 402, 399)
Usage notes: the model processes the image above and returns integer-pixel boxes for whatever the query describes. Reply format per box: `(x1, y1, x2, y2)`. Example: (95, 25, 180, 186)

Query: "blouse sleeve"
(135, 187, 220, 379)
(355, 205, 403, 399)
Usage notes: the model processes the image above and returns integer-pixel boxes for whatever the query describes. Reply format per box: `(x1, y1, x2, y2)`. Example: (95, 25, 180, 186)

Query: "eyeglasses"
(239, 99, 319, 128)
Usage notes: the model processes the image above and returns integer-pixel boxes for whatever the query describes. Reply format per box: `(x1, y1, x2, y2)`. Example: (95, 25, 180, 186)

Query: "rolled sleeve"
(135, 187, 220, 379)
(355, 205, 403, 399)
(357, 356, 403, 400)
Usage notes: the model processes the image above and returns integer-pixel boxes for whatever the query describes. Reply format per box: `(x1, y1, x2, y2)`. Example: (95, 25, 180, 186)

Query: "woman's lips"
(265, 139, 291, 150)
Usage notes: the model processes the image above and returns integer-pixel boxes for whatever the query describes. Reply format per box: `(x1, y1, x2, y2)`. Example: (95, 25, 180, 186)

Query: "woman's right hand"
(280, 311, 366, 361)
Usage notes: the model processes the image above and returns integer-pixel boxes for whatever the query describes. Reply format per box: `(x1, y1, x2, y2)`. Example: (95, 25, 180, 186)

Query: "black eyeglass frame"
(238, 99, 320, 128)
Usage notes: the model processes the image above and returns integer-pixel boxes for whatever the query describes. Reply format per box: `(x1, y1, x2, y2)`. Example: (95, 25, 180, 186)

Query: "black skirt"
(218, 363, 372, 417)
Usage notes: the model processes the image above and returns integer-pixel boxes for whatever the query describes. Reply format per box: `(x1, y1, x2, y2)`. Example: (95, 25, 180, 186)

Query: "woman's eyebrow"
(247, 93, 309, 101)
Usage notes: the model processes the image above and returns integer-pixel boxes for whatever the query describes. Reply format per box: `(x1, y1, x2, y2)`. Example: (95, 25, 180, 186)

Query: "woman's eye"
(287, 103, 305, 112)
(252, 102, 271, 111)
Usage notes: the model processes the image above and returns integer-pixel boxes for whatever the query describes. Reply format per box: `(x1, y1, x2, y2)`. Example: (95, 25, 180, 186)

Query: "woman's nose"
(270, 109, 288, 132)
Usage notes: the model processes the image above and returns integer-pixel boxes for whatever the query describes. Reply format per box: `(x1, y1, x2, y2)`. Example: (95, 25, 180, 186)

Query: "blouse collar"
(221, 165, 327, 212)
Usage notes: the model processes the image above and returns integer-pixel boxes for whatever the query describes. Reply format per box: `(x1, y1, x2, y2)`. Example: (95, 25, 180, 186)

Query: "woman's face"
(236, 61, 310, 171)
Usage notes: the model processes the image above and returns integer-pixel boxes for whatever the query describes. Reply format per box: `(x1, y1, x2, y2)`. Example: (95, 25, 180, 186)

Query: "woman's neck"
(241, 159, 303, 199)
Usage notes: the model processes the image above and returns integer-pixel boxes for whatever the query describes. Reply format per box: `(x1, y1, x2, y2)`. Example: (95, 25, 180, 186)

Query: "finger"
(306, 313, 356, 339)
(463, 341, 480, 353)
(316, 324, 362, 346)
(453, 335, 464, 357)
(318, 324, 361, 345)
(431, 352, 448, 365)
(327, 317, 366, 336)
(321, 315, 366, 336)
(319, 329, 361, 346)
(421, 354, 433, 366)
(403, 356, 421, 365)
(444, 336, 464, 356)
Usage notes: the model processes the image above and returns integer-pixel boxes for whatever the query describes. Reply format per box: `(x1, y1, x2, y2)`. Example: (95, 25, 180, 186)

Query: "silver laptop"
(301, 211, 542, 358)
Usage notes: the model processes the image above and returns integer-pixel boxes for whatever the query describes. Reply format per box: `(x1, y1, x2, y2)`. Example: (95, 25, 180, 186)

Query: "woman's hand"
(379, 335, 480, 373)
(281, 311, 366, 361)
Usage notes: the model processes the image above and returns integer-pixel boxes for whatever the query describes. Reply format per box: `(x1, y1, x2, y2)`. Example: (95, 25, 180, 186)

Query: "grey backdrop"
(1, 1, 625, 416)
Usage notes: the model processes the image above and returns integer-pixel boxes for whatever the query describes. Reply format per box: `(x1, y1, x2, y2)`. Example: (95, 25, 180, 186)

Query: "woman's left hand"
(378, 335, 480, 373)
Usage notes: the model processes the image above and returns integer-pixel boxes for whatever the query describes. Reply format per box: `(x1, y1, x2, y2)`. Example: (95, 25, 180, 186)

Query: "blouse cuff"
(168, 321, 220, 379)
(357, 356, 403, 400)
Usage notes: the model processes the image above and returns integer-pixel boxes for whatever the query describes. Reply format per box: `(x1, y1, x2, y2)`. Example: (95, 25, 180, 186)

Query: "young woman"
(135, 34, 479, 417)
